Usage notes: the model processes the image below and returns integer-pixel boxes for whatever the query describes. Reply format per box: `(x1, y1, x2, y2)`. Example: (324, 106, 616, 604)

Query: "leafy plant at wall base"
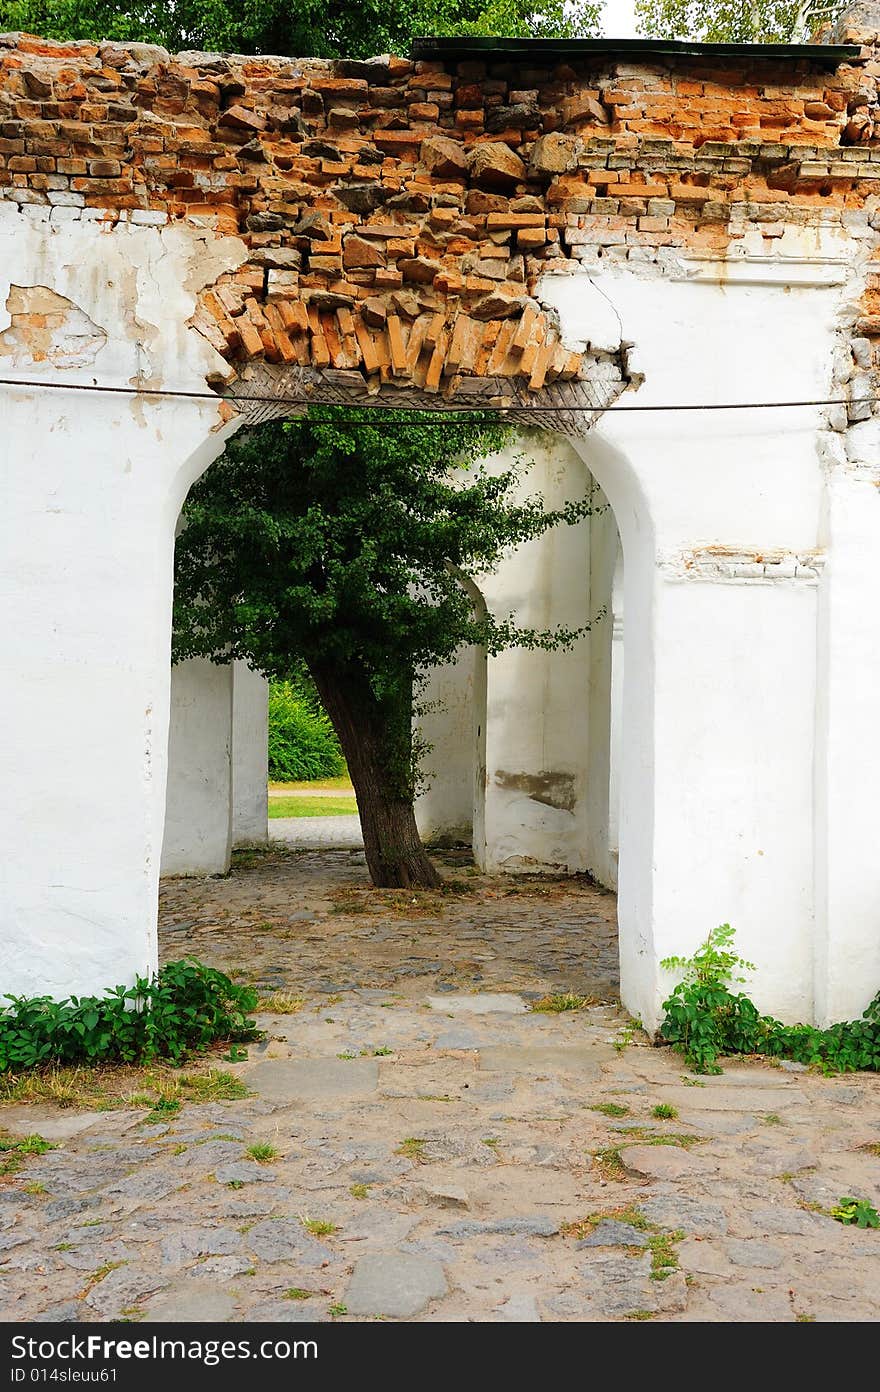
(831, 1198, 880, 1229)
(660, 925, 880, 1075)
(0, 961, 260, 1073)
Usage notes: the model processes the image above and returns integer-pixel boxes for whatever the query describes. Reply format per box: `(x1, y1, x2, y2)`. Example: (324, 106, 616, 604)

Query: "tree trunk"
(309, 661, 441, 890)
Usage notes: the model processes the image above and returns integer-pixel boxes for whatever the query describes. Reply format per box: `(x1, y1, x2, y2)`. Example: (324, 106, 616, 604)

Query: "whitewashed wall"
(232, 660, 269, 848)
(0, 206, 245, 997)
(5, 205, 878, 1035)
(161, 658, 233, 876)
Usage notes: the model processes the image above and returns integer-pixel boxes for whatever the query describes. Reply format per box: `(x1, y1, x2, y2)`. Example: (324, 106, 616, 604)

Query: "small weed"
(680, 1076, 705, 1087)
(119, 1308, 146, 1322)
(285, 1289, 315, 1301)
(226, 1179, 245, 1190)
(336, 1051, 357, 1061)
(593, 1147, 627, 1181)
(370, 1047, 393, 1057)
(172, 1144, 187, 1156)
(222, 1046, 248, 1063)
(589, 1102, 629, 1118)
(145, 1097, 181, 1124)
(329, 1304, 347, 1318)
(23, 1182, 46, 1195)
(82, 1261, 126, 1295)
(831, 1197, 880, 1229)
(616, 1126, 703, 1149)
(531, 994, 592, 1013)
(247, 1142, 278, 1163)
(651, 1104, 678, 1120)
(0, 1132, 56, 1174)
(623, 1310, 656, 1321)
(857, 1141, 880, 1157)
(395, 1137, 427, 1161)
(762, 1113, 783, 1126)
(481, 1137, 499, 1147)
(795, 1313, 816, 1323)
(349, 1184, 369, 1200)
(648, 1230, 684, 1280)
(54, 1243, 74, 1252)
(561, 1206, 648, 1240)
(302, 1217, 337, 1237)
(255, 993, 304, 1015)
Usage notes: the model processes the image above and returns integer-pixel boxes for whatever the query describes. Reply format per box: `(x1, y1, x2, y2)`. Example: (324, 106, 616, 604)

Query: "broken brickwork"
(4, 25, 880, 422)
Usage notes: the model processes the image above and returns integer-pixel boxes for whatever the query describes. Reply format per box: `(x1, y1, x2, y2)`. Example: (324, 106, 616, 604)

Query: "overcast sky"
(597, 0, 640, 36)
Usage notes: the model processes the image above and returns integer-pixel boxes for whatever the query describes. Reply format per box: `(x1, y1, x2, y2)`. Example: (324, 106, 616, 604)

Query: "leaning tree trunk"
(309, 661, 441, 890)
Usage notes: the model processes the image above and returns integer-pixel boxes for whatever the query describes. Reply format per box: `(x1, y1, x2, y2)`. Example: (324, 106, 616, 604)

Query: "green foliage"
(267, 678, 345, 782)
(635, 0, 811, 44)
(0, 960, 260, 1073)
(173, 410, 600, 804)
(661, 925, 880, 1075)
(830, 1197, 880, 1229)
(0, 1132, 56, 1174)
(0, 0, 601, 59)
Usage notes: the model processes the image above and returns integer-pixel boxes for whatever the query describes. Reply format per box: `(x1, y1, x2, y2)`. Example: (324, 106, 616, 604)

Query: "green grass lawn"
(269, 776, 353, 793)
(269, 795, 359, 819)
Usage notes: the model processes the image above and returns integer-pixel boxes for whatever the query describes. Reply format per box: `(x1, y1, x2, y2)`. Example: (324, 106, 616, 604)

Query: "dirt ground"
(157, 844, 621, 1003)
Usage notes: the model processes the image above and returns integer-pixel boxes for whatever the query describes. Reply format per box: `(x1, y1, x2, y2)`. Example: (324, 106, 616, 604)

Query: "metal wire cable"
(0, 374, 872, 417)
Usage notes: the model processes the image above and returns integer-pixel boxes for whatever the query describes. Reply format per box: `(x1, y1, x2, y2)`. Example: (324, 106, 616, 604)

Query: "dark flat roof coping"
(411, 35, 860, 67)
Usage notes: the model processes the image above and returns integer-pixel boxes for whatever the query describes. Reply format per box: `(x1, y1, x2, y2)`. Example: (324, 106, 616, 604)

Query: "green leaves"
(0, 960, 260, 1073)
(635, 0, 807, 44)
(0, 0, 602, 62)
(831, 1198, 880, 1229)
(660, 925, 880, 1075)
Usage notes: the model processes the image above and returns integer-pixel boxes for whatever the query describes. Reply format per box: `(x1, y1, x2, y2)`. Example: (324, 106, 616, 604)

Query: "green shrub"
(660, 924, 880, 1075)
(267, 678, 345, 782)
(0, 960, 260, 1072)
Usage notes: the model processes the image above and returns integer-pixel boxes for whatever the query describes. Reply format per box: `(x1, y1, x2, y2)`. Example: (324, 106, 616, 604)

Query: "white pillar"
(232, 660, 268, 848)
(814, 426, 880, 1024)
(414, 650, 480, 846)
(583, 497, 620, 889)
(0, 207, 245, 997)
(606, 548, 625, 886)
(482, 434, 593, 873)
(568, 248, 846, 1030)
(161, 659, 234, 876)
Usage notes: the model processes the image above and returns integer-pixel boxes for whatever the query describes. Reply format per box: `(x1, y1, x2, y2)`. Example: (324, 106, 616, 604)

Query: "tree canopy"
(172, 410, 590, 686)
(635, 0, 818, 44)
(172, 410, 598, 887)
(0, 0, 602, 57)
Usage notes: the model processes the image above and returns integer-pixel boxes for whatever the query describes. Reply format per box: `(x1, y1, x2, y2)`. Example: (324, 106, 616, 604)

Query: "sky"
(596, 0, 640, 36)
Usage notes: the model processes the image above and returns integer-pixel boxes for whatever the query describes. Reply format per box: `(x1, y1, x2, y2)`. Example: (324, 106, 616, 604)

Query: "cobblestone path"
(0, 847, 878, 1323)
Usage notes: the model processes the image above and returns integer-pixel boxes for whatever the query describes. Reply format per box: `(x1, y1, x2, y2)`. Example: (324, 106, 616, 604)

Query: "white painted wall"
(0, 205, 245, 997)
(161, 659, 234, 876)
(6, 204, 879, 1038)
(814, 423, 880, 1025)
(607, 547, 625, 884)
(558, 237, 850, 1029)
(480, 433, 594, 873)
(415, 650, 480, 845)
(232, 660, 269, 847)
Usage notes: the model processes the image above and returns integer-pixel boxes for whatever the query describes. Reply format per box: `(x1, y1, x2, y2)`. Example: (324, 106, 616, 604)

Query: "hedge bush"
(0, 960, 259, 1072)
(267, 678, 345, 782)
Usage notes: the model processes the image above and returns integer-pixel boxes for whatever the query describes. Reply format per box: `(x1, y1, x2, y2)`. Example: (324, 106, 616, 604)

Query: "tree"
(0, 0, 602, 59)
(635, 0, 820, 44)
(172, 411, 597, 889)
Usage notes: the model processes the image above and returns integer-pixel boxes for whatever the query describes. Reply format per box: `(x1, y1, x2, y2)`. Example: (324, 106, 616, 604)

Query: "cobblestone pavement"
(1, 847, 878, 1323)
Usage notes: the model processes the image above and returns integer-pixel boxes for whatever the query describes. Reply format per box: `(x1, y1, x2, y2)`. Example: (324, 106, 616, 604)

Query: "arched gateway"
(3, 19, 880, 1029)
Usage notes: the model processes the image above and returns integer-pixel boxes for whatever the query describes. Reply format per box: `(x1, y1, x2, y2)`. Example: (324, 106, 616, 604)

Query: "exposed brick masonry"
(3, 25, 880, 408)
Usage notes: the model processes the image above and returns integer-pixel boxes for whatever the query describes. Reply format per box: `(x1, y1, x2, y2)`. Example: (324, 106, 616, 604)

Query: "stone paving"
(1, 846, 878, 1323)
